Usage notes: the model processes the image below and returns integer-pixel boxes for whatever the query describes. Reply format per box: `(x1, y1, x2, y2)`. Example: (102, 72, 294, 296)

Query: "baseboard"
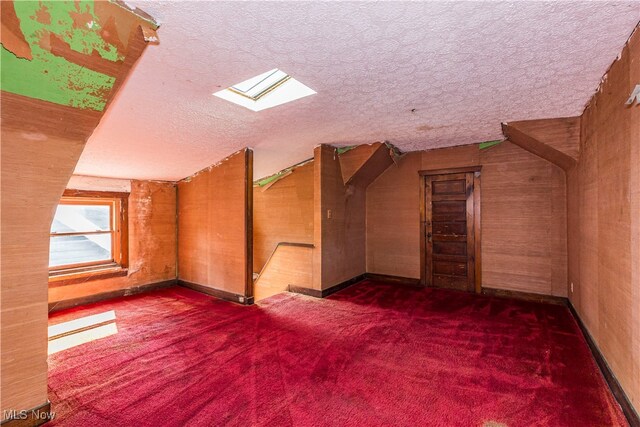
(1, 401, 52, 426)
(289, 274, 365, 298)
(48, 279, 177, 313)
(178, 280, 254, 305)
(364, 273, 422, 287)
(287, 285, 323, 298)
(568, 302, 640, 427)
(482, 287, 568, 306)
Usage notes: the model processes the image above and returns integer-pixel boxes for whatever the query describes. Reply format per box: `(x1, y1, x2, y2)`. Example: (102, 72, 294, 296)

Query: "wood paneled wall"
(253, 162, 314, 273)
(254, 143, 393, 294)
(568, 26, 639, 413)
(313, 145, 368, 290)
(177, 149, 253, 298)
(49, 180, 177, 304)
(1, 93, 101, 417)
(1, 4, 153, 415)
(254, 244, 313, 301)
(366, 142, 568, 296)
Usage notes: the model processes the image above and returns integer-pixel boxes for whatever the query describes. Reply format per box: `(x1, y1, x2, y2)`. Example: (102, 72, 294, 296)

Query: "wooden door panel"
(433, 274, 468, 289)
(432, 200, 466, 214)
(432, 254, 468, 263)
(424, 171, 477, 292)
(432, 222, 466, 235)
(433, 260, 467, 276)
(433, 241, 466, 256)
(432, 179, 466, 195)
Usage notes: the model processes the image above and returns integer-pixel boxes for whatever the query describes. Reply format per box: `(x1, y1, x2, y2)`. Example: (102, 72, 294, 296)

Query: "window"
(49, 190, 128, 284)
(213, 68, 316, 112)
(228, 69, 291, 101)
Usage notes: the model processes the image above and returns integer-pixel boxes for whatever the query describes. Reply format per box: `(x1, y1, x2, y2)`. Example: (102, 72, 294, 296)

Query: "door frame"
(419, 166, 482, 293)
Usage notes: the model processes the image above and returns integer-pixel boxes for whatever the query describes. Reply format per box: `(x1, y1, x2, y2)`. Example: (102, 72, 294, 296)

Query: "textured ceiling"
(74, 1, 640, 181)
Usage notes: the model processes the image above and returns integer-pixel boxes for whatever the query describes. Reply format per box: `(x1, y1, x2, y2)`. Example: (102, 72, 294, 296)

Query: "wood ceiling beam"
(339, 142, 395, 187)
(502, 120, 578, 172)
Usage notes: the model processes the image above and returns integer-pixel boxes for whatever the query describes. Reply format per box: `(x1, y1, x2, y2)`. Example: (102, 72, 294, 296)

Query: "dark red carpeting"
(47, 281, 626, 426)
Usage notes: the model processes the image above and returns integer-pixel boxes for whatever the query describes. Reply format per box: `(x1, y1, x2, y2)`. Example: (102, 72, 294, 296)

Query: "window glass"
(51, 204, 111, 233)
(49, 234, 112, 267)
(49, 201, 115, 269)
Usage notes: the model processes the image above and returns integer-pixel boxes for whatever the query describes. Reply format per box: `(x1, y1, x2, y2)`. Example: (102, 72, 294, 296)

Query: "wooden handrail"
(255, 242, 314, 280)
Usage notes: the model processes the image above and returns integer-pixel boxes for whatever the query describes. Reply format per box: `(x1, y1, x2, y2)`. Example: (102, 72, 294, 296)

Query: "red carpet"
(48, 280, 626, 426)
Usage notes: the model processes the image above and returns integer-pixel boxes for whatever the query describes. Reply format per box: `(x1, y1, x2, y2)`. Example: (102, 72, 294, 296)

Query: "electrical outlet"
(327, 209, 332, 219)
(570, 282, 574, 293)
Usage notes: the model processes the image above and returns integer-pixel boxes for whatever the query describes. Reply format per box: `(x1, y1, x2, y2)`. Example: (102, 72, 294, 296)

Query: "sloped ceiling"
(74, 1, 640, 181)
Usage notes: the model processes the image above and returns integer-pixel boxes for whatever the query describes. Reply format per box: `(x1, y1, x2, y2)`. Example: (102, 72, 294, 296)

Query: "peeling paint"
(479, 139, 504, 150)
(0, 0, 156, 111)
(335, 145, 356, 155)
(0, 1, 121, 110)
(0, 1, 33, 59)
(254, 158, 313, 187)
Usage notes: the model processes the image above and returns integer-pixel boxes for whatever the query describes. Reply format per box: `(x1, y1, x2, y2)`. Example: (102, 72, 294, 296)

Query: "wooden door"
(421, 169, 480, 292)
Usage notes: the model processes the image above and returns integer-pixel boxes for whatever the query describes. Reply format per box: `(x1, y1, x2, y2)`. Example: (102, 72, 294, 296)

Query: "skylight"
(214, 68, 315, 112)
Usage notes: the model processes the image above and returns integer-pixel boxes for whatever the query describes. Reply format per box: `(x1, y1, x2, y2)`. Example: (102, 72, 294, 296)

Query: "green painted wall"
(0, 1, 123, 111)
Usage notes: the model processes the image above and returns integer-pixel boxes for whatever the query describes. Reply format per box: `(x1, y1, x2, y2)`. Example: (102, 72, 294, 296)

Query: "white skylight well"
(214, 68, 316, 112)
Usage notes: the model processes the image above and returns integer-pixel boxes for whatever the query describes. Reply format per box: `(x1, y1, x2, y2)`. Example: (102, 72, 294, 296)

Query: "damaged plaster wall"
(49, 180, 177, 305)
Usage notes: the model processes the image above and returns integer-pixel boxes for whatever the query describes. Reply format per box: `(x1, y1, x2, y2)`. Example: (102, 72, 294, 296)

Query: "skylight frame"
(228, 69, 291, 101)
(213, 68, 316, 112)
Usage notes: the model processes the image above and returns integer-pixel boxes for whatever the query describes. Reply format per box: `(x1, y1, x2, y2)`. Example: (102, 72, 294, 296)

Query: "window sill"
(48, 266, 128, 287)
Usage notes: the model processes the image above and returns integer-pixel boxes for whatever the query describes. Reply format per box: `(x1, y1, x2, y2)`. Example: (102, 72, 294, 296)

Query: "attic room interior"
(1, 1, 639, 426)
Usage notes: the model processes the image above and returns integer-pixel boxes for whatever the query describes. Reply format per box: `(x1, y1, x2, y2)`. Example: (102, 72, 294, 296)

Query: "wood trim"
(51, 190, 130, 272)
(47, 280, 176, 313)
(178, 279, 254, 305)
(288, 285, 323, 298)
(48, 267, 128, 287)
(62, 189, 130, 198)
(568, 302, 640, 427)
(278, 242, 315, 248)
(245, 148, 254, 300)
(364, 273, 422, 287)
(473, 171, 482, 293)
(289, 274, 365, 298)
(120, 195, 129, 269)
(49, 230, 112, 237)
(465, 172, 475, 292)
(419, 168, 482, 292)
(418, 166, 482, 176)
(482, 287, 568, 306)
(419, 171, 426, 286)
(322, 274, 365, 297)
(502, 122, 577, 172)
(424, 175, 434, 286)
(0, 401, 52, 427)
